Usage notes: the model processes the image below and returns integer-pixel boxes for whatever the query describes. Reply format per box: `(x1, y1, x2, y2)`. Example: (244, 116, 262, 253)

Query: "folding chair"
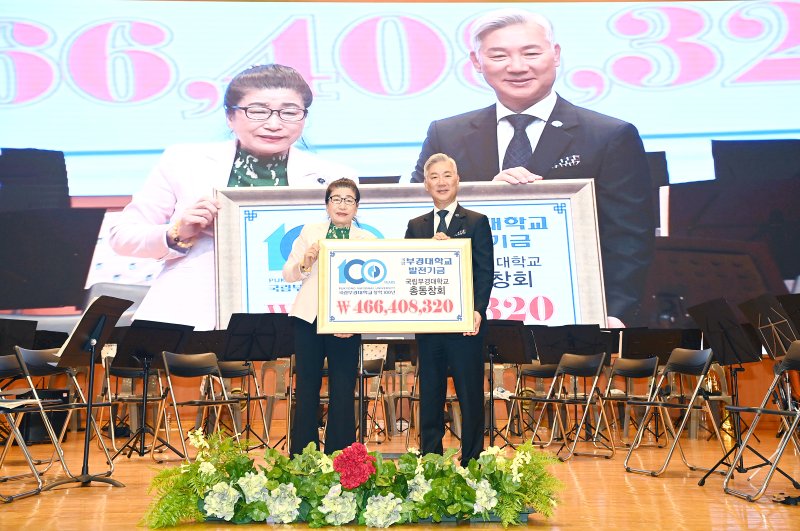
(602, 356, 659, 448)
(0, 396, 43, 502)
(260, 356, 294, 449)
(723, 340, 800, 501)
(526, 352, 614, 461)
(358, 345, 390, 442)
(9, 347, 118, 483)
(151, 351, 241, 461)
(624, 348, 726, 476)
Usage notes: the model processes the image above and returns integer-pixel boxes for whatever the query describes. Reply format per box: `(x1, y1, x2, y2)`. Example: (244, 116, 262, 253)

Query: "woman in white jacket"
(109, 64, 356, 330)
(283, 178, 375, 455)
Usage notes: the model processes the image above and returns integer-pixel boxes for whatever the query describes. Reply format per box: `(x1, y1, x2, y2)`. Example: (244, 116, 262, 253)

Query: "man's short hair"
(423, 153, 458, 178)
(470, 8, 556, 52)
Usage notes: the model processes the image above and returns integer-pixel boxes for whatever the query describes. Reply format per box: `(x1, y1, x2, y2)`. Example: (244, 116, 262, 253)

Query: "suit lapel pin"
(551, 120, 563, 128)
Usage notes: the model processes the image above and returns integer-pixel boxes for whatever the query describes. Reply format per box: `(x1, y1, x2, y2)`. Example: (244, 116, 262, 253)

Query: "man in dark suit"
(411, 8, 654, 326)
(406, 153, 494, 465)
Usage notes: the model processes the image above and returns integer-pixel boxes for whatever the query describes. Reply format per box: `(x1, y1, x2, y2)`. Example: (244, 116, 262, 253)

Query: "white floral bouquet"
(144, 430, 562, 528)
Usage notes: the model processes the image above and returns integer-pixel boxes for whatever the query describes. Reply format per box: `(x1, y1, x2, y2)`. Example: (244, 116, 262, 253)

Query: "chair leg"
(0, 412, 43, 502)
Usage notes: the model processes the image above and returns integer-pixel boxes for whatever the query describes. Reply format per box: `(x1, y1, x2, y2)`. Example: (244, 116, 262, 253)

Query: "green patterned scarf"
(326, 223, 350, 239)
(228, 148, 289, 187)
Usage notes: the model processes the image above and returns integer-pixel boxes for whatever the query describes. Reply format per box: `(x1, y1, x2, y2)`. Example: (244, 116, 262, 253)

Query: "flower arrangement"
(143, 430, 562, 528)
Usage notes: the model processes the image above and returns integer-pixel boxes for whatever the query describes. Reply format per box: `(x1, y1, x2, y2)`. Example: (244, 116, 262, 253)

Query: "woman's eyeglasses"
(230, 105, 308, 122)
(328, 196, 357, 206)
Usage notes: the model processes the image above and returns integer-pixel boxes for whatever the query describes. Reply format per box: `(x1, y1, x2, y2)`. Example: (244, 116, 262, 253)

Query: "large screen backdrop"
(2, 1, 798, 195)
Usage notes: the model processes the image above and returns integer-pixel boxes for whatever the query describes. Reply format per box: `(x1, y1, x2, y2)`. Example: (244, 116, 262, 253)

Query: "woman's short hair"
(325, 178, 360, 204)
(470, 8, 555, 52)
(224, 64, 313, 116)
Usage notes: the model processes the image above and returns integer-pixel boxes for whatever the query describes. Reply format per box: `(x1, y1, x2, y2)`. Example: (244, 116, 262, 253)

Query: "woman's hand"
(302, 242, 320, 271)
(174, 197, 221, 240)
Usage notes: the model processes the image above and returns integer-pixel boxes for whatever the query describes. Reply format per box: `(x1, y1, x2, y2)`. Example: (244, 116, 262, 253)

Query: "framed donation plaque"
(215, 180, 606, 330)
(316, 238, 474, 334)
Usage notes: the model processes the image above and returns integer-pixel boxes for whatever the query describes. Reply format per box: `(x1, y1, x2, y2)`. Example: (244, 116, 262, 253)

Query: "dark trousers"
(290, 318, 360, 456)
(417, 331, 484, 466)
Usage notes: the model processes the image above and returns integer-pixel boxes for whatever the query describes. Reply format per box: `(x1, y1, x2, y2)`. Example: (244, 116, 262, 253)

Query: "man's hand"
(492, 167, 543, 184)
(433, 232, 450, 240)
(464, 311, 482, 336)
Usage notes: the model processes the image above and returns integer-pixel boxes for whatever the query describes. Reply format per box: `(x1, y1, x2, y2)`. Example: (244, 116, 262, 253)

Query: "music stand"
(532, 325, 605, 365)
(43, 296, 131, 490)
(739, 294, 799, 360)
(688, 298, 767, 486)
(484, 320, 534, 447)
(110, 319, 193, 460)
(216, 313, 286, 450)
(776, 294, 800, 332)
(621, 328, 686, 365)
(0, 318, 37, 357)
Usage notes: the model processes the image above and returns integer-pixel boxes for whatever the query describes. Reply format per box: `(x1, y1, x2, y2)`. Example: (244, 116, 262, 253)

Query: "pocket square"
(552, 154, 580, 169)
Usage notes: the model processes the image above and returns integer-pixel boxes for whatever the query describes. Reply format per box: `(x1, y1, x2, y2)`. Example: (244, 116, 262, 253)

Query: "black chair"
(10, 347, 116, 482)
(624, 348, 726, 476)
(722, 340, 800, 501)
(215, 360, 270, 448)
(602, 356, 659, 447)
(0, 354, 44, 502)
(0, 395, 44, 502)
(526, 352, 614, 461)
(151, 351, 240, 461)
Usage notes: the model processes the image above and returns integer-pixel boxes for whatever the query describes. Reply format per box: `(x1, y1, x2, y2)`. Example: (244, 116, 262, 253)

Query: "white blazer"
(109, 141, 358, 330)
(283, 221, 376, 324)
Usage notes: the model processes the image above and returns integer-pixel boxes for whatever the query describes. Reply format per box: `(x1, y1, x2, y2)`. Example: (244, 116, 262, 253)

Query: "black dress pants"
(417, 331, 484, 466)
(290, 317, 360, 456)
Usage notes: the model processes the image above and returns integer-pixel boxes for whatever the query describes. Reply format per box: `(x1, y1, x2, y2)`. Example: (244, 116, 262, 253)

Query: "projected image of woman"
(109, 64, 356, 330)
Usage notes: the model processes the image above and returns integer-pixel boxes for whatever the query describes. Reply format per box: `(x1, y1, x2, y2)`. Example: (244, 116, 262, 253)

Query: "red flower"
(333, 442, 376, 489)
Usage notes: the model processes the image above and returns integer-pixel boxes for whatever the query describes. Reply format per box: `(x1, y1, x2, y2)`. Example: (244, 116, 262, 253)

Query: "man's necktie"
(436, 210, 448, 233)
(502, 114, 536, 170)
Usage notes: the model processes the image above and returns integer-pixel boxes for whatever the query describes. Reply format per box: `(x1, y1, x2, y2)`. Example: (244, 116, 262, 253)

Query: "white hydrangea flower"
(455, 465, 469, 478)
(265, 483, 301, 524)
(473, 478, 498, 514)
(203, 481, 241, 521)
(198, 461, 216, 478)
(237, 471, 269, 504)
(407, 447, 420, 456)
(363, 493, 403, 528)
(407, 473, 432, 503)
(318, 484, 358, 525)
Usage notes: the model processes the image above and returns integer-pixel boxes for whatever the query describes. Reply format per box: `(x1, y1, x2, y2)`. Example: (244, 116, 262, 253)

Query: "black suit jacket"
(411, 95, 654, 323)
(405, 204, 494, 319)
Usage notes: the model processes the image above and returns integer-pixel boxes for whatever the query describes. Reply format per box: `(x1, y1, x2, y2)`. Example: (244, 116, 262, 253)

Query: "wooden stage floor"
(1, 423, 798, 530)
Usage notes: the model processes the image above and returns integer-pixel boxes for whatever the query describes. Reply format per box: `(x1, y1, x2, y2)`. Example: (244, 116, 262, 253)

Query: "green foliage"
(143, 432, 562, 528)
